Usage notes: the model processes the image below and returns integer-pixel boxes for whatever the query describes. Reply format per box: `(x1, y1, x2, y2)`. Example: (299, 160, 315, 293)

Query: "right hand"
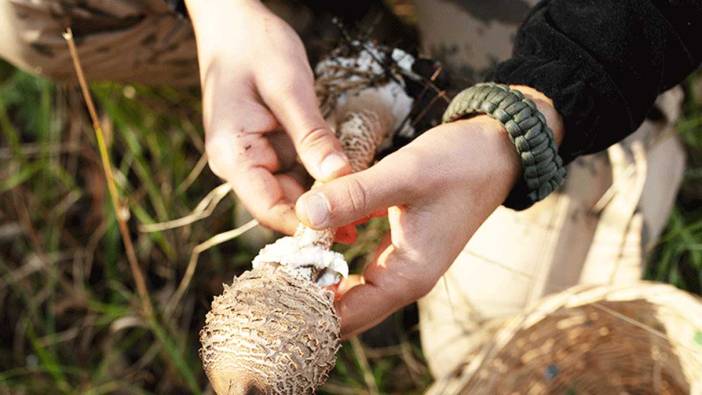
(294, 87, 565, 337)
(185, 0, 351, 234)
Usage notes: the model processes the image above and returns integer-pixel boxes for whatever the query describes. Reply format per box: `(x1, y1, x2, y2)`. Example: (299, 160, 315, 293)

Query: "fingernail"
(300, 192, 330, 228)
(319, 153, 348, 180)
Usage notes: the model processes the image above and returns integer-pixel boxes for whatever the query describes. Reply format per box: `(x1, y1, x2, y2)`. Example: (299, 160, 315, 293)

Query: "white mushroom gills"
(200, 44, 415, 395)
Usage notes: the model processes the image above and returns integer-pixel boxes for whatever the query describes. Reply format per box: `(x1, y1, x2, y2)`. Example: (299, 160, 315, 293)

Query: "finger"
(257, 65, 351, 181)
(205, 133, 299, 235)
(206, 129, 281, 178)
(335, 243, 437, 338)
(334, 224, 357, 244)
(350, 209, 388, 226)
(278, 163, 313, 194)
(295, 152, 417, 229)
(202, 68, 280, 140)
(267, 130, 298, 172)
(335, 203, 472, 338)
(204, 84, 282, 177)
(335, 274, 363, 301)
(335, 233, 390, 300)
(276, 171, 306, 206)
(245, 169, 299, 235)
(233, 165, 299, 234)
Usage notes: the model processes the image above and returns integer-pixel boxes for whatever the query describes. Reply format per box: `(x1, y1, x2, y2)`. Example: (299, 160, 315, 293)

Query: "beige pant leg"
(0, 0, 323, 86)
(0, 0, 199, 84)
(579, 89, 686, 285)
(413, 0, 687, 380)
(414, 0, 540, 84)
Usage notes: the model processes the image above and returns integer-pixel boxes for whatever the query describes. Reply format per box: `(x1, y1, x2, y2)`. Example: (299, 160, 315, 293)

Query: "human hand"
(295, 88, 563, 337)
(185, 0, 351, 234)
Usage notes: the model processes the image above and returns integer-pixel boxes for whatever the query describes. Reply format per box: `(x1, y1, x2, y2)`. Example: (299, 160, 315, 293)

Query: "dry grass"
(0, 60, 431, 394)
(0, 55, 700, 394)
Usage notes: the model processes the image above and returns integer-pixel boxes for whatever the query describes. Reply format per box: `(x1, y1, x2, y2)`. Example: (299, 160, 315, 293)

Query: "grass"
(0, 58, 700, 394)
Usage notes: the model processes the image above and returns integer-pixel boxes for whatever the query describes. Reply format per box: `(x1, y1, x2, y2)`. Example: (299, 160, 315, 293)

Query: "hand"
(185, 0, 351, 234)
(295, 88, 563, 337)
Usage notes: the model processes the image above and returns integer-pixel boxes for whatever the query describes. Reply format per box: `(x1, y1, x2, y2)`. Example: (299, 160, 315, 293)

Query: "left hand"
(185, 0, 351, 235)
(295, 88, 563, 337)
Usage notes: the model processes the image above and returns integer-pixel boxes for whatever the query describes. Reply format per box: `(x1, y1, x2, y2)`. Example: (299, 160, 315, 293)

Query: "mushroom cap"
(199, 264, 340, 394)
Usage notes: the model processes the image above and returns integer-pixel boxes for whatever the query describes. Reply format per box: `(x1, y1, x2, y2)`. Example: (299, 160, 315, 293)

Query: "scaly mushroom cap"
(199, 264, 341, 394)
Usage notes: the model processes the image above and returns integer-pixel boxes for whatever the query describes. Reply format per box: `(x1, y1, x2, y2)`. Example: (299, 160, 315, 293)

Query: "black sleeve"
(490, 0, 702, 165)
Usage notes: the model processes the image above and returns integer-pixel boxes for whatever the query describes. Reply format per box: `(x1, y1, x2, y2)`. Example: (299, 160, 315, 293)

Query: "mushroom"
(199, 42, 419, 395)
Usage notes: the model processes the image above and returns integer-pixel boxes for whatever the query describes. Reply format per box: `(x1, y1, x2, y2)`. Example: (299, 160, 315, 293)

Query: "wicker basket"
(428, 282, 702, 395)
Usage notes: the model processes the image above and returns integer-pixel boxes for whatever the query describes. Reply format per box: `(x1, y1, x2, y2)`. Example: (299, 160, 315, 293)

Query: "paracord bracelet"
(442, 83, 566, 209)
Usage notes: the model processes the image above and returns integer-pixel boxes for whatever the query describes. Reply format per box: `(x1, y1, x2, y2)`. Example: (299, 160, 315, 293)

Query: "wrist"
(470, 115, 522, 189)
(185, 0, 260, 16)
(442, 83, 566, 209)
(185, 0, 265, 32)
(185, 0, 272, 70)
(478, 86, 565, 191)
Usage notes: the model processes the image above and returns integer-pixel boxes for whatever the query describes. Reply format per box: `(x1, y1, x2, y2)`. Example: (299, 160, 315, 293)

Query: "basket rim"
(447, 281, 702, 392)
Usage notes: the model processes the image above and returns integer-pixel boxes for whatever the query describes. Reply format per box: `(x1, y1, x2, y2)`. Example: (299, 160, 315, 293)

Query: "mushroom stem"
(252, 107, 394, 287)
(298, 109, 390, 251)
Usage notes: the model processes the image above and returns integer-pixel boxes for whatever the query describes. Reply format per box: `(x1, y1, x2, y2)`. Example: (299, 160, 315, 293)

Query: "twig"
(175, 153, 209, 194)
(350, 337, 380, 395)
(63, 28, 153, 318)
(0, 142, 82, 159)
(591, 302, 702, 362)
(140, 183, 231, 233)
(164, 218, 259, 316)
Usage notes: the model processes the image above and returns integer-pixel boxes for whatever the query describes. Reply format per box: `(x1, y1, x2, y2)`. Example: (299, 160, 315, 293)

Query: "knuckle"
(344, 177, 369, 216)
(206, 155, 227, 179)
(253, 203, 294, 234)
(297, 126, 333, 151)
(246, 206, 277, 231)
(254, 214, 276, 231)
(205, 133, 235, 178)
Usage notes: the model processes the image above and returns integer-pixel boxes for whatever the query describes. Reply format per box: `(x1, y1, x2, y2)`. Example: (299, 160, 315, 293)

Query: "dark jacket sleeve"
(491, 0, 702, 165)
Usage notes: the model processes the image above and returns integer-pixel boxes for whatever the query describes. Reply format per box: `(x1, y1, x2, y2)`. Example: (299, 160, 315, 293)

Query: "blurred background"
(0, 24, 701, 395)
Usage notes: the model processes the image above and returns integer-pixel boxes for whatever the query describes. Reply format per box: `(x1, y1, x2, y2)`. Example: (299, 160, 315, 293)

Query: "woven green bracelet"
(442, 83, 566, 209)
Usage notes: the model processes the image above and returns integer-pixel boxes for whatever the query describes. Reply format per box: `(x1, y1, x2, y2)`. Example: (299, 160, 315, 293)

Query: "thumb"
(258, 66, 351, 181)
(295, 155, 412, 229)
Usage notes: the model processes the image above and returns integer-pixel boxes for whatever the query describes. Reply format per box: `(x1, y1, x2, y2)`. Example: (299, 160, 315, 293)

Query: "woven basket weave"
(428, 282, 702, 395)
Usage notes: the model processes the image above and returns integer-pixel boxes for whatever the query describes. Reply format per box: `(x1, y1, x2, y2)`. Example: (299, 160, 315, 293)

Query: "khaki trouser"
(0, 0, 686, 385)
(0, 0, 198, 84)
